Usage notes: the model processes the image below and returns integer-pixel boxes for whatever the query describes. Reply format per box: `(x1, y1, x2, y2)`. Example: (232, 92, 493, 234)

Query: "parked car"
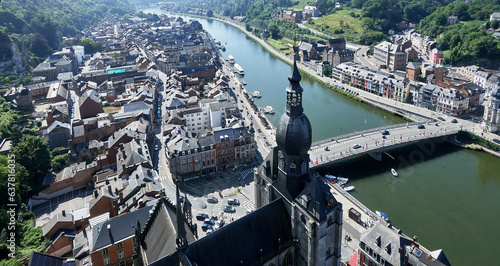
(418, 124, 425, 129)
(227, 199, 240, 205)
(207, 197, 218, 203)
(214, 220, 225, 230)
(224, 205, 236, 213)
(204, 218, 215, 225)
(154, 145, 159, 151)
(352, 144, 361, 149)
(179, 196, 185, 203)
(206, 228, 214, 234)
(493, 138, 500, 144)
(196, 213, 209, 221)
(201, 223, 213, 231)
(211, 215, 218, 221)
(438, 117, 446, 121)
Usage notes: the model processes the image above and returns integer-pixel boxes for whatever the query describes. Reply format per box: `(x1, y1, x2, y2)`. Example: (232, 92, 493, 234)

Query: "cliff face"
(0, 38, 28, 75)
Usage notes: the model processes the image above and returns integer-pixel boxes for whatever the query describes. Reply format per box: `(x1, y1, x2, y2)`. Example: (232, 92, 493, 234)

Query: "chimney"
(107, 224, 111, 235)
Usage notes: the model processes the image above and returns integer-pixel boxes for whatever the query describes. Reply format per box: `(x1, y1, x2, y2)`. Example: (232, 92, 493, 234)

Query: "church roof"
(150, 198, 293, 266)
(295, 175, 339, 221)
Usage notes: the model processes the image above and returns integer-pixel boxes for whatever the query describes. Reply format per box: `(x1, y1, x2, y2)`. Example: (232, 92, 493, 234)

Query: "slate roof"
(46, 121, 71, 134)
(150, 198, 293, 266)
(79, 89, 101, 107)
(295, 175, 340, 221)
(28, 252, 76, 266)
(141, 198, 196, 265)
(92, 205, 154, 251)
(406, 62, 419, 70)
(123, 101, 152, 113)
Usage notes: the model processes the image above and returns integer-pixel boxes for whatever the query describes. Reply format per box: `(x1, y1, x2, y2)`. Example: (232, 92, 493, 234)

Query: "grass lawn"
(291, 0, 316, 11)
(267, 37, 293, 53)
(308, 10, 364, 42)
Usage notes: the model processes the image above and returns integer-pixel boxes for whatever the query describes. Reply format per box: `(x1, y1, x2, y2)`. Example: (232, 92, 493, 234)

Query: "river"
(143, 7, 500, 265)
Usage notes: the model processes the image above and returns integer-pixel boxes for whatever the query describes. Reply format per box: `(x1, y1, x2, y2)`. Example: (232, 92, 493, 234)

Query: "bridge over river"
(308, 120, 466, 168)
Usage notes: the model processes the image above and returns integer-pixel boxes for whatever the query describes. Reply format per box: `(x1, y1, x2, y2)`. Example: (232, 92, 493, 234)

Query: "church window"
(282, 251, 293, 266)
(279, 158, 285, 171)
(301, 161, 307, 174)
(289, 161, 296, 174)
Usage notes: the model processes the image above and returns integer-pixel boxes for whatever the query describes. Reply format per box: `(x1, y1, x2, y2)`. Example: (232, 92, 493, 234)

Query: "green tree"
(30, 33, 52, 57)
(207, 9, 214, 17)
(245, 23, 251, 31)
(51, 154, 68, 172)
(268, 24, 279, 39)
(492, 20, 499, 30)
(322, 64, 331, 77)
(12, 135, 50, 185)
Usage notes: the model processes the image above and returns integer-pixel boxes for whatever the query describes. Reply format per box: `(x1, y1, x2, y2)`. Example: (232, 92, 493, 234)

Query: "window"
(102, 248, 109, 255)
(103, 257, 111, 265)
(118, 250, 125, 259)
(117, 242, 123, 249)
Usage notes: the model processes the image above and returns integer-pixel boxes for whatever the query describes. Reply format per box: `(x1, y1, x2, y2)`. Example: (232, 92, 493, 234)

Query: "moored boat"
(376, 211, 389, 222)
(252, 91, 261, 98)
(391, 168, 398, 177)
(227, 54, 235, 64)
(343, 186, 355, 192)
(234, 63, 244, 75)
(266, 106, 275, 114)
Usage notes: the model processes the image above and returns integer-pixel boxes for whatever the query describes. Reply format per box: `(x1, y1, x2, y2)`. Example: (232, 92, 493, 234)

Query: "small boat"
(241, 79, 247, 85)
(234, 63, 244, 75)
(376, 211, 389, 222)
(265, 106, 275, 114)
(343, 186, 355, 192)
(325, 175, 348, 182)
(252, 91, 261, 98)
(220, 46, 226, 51)
(391, 168, 398, 177)
(227, 54, 235, 64)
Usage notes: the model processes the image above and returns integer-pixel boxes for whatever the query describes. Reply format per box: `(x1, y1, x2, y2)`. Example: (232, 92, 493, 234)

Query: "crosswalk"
(239, 167, 254, 180)
(157, 175, 169, 181)
(241, 199, 255, 211)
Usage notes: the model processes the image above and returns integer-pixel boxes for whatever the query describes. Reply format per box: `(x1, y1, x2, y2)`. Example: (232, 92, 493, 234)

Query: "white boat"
(234, 63, 244, 75)
(391, 168, 398, 177)
(376, 211, 389, 222)
(325, 175, 348, 182)
(227, 54, 235, 64)
(343, 186, 355, 192)
(252, 91, 261, 98)
(266, 106, 275, 114)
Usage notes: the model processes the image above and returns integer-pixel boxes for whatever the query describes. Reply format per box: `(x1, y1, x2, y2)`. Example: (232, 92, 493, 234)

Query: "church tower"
(275, 58, 313, 199)
(254, 58, 342, 265)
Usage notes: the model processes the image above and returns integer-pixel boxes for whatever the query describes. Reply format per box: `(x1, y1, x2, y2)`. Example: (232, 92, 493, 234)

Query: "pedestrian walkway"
(239, 167, 254, 180)
(241, 199, 255, 211)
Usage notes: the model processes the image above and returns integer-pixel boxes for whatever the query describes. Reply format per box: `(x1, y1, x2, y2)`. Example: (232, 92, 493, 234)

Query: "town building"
(490, 12, 500, 21)
(358, 223, 451, 266)
(406, 62, 421, 81)
(303, 6, 319, 18)
(373, 41, 407, 71)
(483, 89, 500, 132)
(447, 16, 459, 25)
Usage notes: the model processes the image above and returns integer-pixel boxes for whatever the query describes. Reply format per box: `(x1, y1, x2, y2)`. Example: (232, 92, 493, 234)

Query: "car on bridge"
(418, 124, 425, 129)
(438, 117, 446, 121)
(451, 119, 458, 123)
(381, 129, 390, 135)
(352, 144, 361, 149)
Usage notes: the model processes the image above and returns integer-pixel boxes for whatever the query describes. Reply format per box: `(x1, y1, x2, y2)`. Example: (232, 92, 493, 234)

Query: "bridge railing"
(311, 121, 429, 148)
(310, 129, 458, 167)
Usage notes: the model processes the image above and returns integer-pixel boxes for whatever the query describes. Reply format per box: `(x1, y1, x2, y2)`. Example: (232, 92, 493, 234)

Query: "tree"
(207, 9, 214, 17)
(30, 33, 52, 57)
(268, 24, 279, 39)
(51, 154, 68, 172)
(492, 20, 499, 30)
(322, 64, 331, 77)
(12, 135, 50, 185)
(245, 23, 251, 31)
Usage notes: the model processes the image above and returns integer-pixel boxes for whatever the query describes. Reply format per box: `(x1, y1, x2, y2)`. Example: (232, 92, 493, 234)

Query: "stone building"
(483, 89, 500, 132)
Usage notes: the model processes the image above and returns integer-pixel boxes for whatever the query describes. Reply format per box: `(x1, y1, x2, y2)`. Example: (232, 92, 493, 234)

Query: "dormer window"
(385, 243, 391, 254)
(375, 235, 381, 247)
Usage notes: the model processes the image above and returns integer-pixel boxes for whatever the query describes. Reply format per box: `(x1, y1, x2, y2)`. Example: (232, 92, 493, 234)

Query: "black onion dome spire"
(285, 59, 304, 116)
(276, 57, 312, 156)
